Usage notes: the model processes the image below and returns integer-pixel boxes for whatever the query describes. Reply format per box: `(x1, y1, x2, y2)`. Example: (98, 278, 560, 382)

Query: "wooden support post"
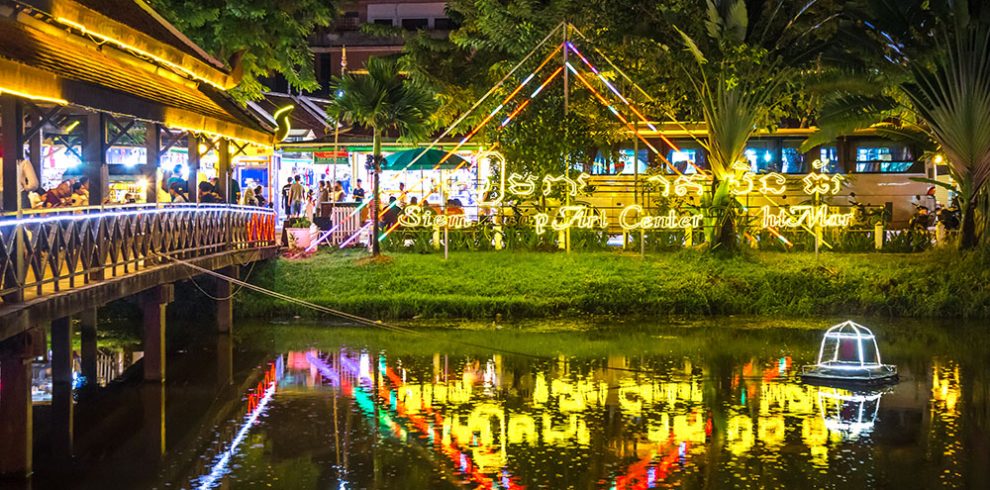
(84, 112, 108, 206)
(1, 95, 24, 212)
(218, 138, 231, 203)
(216, 265, 238, 334)
(27, 111, 42, 207)
(144, 123, 160, 204)
(142, 284, 173, 382)
(187, 133, 201, 203)
(0, 332, 36, 477)
(79, 308, 99, 385)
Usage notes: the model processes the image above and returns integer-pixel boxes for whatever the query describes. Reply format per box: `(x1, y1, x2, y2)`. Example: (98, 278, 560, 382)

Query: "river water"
(15, 318, 990, 489)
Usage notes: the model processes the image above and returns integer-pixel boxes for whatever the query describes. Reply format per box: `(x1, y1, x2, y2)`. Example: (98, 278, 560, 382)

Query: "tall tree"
(149, 0, 334, 102)
(813, 0, 990, 249)
(327, 57, 436, 256)
(673, 0, 838, 252)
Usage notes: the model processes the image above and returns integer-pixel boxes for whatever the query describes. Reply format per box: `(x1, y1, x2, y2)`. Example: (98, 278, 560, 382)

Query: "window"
(853, 141, 917, 173)
(372, 18, 393, 26)
(336, 11, 360, 30)
(588, 149, 648, 175)
(657, 143, 707, 175)
(434, 17, 456, 30)
(401, 18, 429, 30)
(317, 53, 332, 86)
(743, 141, 779, 173)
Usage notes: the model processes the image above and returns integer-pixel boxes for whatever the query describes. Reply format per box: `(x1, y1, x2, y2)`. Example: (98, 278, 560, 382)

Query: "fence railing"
(0, 203, 276, 305)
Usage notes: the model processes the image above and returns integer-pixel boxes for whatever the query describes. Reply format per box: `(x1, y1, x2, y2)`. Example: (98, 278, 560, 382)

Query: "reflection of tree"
(700, 354, 733, 489)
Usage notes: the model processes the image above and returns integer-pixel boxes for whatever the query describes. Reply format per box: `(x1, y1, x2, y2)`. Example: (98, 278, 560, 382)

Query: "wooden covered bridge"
(0, 0, 280, 478)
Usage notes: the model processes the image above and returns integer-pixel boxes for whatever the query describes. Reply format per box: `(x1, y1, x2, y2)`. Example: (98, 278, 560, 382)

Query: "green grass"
(237, 248, 990, 320)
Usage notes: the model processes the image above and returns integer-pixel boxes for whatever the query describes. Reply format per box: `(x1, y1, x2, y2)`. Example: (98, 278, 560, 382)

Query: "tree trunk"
(960, 199, 978, 250)
(371, 131, 381, 257)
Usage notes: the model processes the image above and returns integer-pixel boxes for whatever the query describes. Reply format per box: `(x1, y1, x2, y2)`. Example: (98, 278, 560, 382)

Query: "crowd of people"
(279, 175, 366, 219)
(161, 164, 269, 207)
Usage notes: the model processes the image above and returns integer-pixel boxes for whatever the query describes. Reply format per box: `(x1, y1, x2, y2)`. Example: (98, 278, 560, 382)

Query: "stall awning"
(381, 148, 468, 171)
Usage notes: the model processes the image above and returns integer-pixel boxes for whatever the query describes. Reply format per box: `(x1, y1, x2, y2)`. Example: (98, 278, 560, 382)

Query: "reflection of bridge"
(0, 204, 276, 477)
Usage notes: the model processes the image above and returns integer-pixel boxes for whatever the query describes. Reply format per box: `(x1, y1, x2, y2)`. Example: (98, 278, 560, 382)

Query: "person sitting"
(198, 181, 222, 203)
(42, 180, 72, 208)
(242, 186, 257, 206)
(69, 181, 88, 207)
(446, 198, 465, 215)
(168, 182, 187, 203)
(255, 186, 267, 207)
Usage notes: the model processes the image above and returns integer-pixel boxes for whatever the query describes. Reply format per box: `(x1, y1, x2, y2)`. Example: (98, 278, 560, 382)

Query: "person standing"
(352, 179, 366, 201)
(229, 177, 241, 204)
(288, 175, 305, 217)
(333, 181, 345, 202)
(281, 177, 293, 213)
(166, 165, 186, 194)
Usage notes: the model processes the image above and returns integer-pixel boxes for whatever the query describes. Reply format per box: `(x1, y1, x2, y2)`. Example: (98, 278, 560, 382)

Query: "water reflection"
(18, 322, 990, 490)
(30, 345, 143, 402)
(171, 326, 987, 490)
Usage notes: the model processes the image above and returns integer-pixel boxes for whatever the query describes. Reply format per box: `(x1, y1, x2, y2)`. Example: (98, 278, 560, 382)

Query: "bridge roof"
(0, 0, 272, 146)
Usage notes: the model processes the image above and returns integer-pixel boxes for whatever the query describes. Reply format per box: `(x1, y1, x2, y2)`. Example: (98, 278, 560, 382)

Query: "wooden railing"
(0, 203, 276, 305)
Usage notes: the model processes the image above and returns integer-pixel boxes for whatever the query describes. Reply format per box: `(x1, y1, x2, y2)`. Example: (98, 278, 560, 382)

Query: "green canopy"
(381, 148, 468, 171)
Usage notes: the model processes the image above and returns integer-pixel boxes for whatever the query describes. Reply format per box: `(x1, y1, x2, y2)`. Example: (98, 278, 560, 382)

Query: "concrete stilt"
(142, 285, 173, 382)
(78, 308, 98, 386)
(51, 380, 74, 461)
(216, 265, 238, 334)
(50, 317, 74, 460)
(50, 317, 72, 384)
(0, 332, 36, 478)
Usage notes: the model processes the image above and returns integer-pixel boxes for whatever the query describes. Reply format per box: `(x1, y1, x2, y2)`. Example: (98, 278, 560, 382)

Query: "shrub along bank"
(237, 249, 990, 320)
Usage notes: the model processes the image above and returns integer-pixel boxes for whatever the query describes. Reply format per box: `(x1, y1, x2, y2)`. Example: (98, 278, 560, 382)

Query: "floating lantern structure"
(800, 321, 898, 386)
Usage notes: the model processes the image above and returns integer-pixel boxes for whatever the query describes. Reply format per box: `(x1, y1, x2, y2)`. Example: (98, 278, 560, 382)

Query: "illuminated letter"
(730, 172, 755, 196)
(759, 173, 787, 195)
(620, 205, 643, 230)
(508, 173, 537, 197)
(398, 205, 423, 227)
(477, 151, 507, 206)
(674, 175, 705, 196)
(533, 213, 550, 235)
(542, 174, 578, 197)
(647, 175, 671, 197)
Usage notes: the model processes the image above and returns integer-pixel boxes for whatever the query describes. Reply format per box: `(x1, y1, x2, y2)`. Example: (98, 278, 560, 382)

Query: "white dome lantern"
(801, 320, 898, 386)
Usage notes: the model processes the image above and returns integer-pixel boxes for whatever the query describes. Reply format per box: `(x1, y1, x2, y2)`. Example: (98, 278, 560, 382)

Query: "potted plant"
(284, 217, 314, 250)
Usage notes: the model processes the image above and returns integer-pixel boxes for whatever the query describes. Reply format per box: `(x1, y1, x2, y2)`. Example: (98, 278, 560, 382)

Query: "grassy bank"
(237, 249, 990, 320)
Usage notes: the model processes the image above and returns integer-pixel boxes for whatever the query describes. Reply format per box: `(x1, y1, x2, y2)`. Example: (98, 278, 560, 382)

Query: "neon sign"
(398, 205, 471, 229)
(532, 205, 607, 235)
(760, 205, 855, 228)
(619, 206, 703, 231)
(504, 172, 591, 199)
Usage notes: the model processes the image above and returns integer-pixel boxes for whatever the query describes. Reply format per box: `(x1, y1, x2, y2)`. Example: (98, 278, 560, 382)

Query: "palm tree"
(813, 1, 990, 249)
(674, 0, 835, 252)
(327, 57, 436, 256)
